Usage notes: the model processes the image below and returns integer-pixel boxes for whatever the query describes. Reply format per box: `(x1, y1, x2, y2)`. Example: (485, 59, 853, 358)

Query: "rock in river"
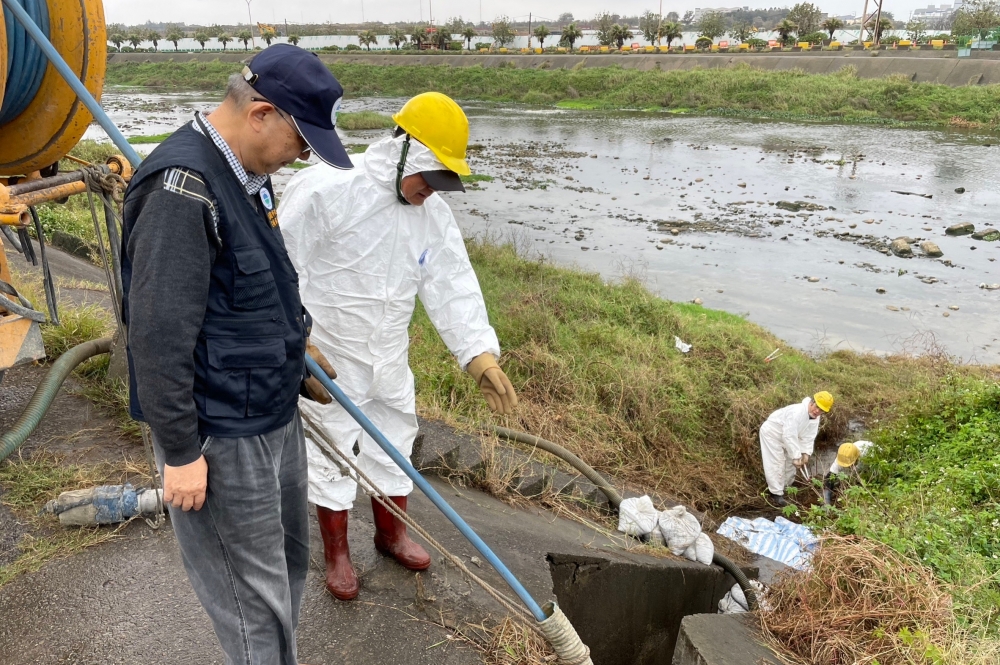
(946, 222, 975, 236)
(920, 241, 943, 257)
(972, 227, 1000, 241)
(890, 238, 913, 258)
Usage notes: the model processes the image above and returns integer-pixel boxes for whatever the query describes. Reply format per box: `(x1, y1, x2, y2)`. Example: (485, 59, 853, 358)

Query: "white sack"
(658, 505, 703, 555)
(683, 532, 714, 565)
(617, 495, 659, 537)
(718, 580, 768, 614)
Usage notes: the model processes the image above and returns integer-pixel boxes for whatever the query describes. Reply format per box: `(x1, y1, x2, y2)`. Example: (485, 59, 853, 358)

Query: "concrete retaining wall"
(107, 51, 1000, 87)
(672, 614, 786, 665)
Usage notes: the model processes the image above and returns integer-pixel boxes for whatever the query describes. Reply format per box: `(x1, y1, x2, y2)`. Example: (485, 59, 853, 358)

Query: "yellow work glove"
(303, 338, 336, 405)
(467, 352, 518, 415)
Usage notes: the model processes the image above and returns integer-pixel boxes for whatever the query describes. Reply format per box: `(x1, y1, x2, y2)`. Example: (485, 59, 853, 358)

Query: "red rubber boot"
(316, 506, 359, 600)
(371, 496, 431, 571)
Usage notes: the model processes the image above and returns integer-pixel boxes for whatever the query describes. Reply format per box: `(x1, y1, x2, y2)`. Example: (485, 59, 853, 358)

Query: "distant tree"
(358, 29, 379, 50)
(610, 23, 633, 48)
(166, 27, 183, 51)
(389, 27, 408, 49)
(661, 21, 683, 48)
(432, 28, 451, 49)
(218, 33, 232, 50)
(595, 12, 616, 45)
(559, 22, 583, 50)
(905, 19, 927, 42)
(237, 30, 253, 50)
(533, 24, 550, 48)
(681, 10, 695, 26)
(207, 24, 223, 38)
(558, 12, 574, 24)
(260, 26, 277, 46)
(866, 15, 894, 41)
(951, 0, 1000, 39)
(821, 17, 844, 40)
(697, 12, 727, 41)
(287, 34, 301, 46)
(695, 36, 713, 49)
(729, 21, 755, 42)
(461, 26, 476, 49)
(666, 11, 680, 22)
(640, 10, 662, 43)
(109, 32, 125, 51)
(491, 15, 515, 47)
(775, 18, 798, 44)
(410, 25, 428, 49)
(785, 2, 823, 35)
(127, 32, 144, 51)
(148, 31, 161, 51)
(194, 31, 209, 51)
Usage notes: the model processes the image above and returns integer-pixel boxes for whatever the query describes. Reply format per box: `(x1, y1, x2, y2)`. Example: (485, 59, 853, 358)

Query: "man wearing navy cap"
(120, 45, 349, 664)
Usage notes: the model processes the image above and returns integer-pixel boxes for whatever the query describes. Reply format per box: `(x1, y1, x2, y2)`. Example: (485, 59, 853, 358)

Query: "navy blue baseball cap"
(243, 44, 352, 169)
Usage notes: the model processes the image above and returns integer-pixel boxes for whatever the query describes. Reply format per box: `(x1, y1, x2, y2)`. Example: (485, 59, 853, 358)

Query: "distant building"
(912, 2, 962, 20)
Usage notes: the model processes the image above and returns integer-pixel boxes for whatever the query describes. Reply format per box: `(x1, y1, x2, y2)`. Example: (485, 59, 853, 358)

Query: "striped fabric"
(716, 516, 819, 571)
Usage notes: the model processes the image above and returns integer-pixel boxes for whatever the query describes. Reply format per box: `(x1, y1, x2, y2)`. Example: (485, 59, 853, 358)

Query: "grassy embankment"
(105, 59, 1000, 128)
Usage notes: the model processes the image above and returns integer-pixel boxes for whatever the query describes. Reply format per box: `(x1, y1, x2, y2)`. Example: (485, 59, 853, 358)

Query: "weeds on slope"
(409, 240, 972, 514)
(105, 60, 1000, 128)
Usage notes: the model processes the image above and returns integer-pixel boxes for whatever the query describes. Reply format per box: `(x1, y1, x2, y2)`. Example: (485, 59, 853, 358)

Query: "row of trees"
(108, 25, 306, 52)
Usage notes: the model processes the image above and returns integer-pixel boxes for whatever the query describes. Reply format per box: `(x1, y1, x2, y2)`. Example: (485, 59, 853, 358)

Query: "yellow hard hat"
(813, 391, 833, 413)
(392, 92, 472, 176)
(836, 442, 861, 467)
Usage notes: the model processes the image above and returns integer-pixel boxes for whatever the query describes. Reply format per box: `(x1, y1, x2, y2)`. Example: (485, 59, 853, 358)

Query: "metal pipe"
(303, 355, 547, 622)
(0, 208, 31, 227)
(1, 0, 143, 168)
(5, 169, 87, 197)
(9, 181, 88, 208)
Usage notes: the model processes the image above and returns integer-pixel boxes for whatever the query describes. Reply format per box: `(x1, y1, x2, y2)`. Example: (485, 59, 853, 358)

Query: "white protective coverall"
(759, 397, 820, 495)
(278, 135, 501, 511)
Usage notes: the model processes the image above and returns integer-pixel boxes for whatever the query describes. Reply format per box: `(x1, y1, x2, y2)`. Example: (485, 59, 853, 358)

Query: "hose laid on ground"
(0, 337, 111, 462)
(486, 424, 759, 611)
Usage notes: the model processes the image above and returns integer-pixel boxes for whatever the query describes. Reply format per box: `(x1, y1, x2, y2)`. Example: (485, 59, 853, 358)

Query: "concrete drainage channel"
(411, 417, 787, 664)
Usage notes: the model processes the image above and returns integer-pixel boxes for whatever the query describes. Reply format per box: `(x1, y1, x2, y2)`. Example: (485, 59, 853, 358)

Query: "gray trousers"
(153, 412, 309, 665)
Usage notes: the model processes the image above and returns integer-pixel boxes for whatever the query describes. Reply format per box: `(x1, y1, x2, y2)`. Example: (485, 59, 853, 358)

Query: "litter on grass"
(716, 516, 818, 570)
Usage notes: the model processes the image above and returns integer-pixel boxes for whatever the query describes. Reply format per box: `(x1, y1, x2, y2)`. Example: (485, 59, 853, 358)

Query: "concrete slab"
(672, 614, 786, 665)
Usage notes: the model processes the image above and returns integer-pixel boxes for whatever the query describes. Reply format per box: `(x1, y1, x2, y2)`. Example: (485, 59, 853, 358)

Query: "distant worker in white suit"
(278, 92, 518, 602)
(758, 391, 833, 507)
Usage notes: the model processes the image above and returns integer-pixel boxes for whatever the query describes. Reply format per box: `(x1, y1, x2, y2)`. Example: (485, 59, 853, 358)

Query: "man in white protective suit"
(758, 391, 833, 507)
(278, 92, 518, 601)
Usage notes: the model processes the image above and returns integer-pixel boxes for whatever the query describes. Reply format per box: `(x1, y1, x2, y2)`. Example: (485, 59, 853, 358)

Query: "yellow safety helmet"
(392, 92, 472, 176)
(813, 391, 833, 413)
(836, 442, 861, 467)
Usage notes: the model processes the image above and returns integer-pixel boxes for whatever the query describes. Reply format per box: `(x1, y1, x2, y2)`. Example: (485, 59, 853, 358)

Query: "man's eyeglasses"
(251, 96, 308, 150)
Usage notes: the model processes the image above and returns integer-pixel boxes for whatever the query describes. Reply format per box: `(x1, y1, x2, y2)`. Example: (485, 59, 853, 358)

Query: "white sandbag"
(682, 532, 714, 565)
(718, 580, 768, 614)
(617, 495, 659, 537)
(658, 505, 702, 555)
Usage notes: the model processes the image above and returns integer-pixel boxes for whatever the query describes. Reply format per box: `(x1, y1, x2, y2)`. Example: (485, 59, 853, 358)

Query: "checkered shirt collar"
(192, 112, 269, 196)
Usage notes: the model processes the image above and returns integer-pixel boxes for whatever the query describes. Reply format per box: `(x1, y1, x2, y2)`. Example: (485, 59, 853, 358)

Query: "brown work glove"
(303, 338, 336, 405)
(467, 352, 518, 415)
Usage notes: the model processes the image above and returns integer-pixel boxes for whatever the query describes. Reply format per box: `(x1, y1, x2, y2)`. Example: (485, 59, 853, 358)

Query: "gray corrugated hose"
(488, 424, 759, 611)
(0, 338, 112, 462)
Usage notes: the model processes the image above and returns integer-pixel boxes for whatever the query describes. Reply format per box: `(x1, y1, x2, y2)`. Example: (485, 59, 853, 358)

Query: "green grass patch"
(288, 161, 312, 170)
(106, 60, 1000, 127)
(459, 174, 494, 183)
(337, 110, 396, 131)
(126, 132, 172, 144)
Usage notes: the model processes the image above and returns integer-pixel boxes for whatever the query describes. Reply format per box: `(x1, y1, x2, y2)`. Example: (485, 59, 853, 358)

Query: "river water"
(89, 90, 1000, 363)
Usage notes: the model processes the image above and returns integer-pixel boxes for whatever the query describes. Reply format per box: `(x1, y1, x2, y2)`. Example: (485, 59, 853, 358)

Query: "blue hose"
(304, 355, 548, 622)
(1, 0, 49, 125)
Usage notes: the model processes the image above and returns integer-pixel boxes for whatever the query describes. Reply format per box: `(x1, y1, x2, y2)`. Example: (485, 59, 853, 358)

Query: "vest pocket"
(205, 336, 287, 417)
(232, 247, 280, 310)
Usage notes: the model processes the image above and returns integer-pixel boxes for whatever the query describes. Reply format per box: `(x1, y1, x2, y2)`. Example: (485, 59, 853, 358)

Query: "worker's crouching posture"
(121, 45, 345, 664)
(759, 391, 833, 507)
(279, 92, 518, 601)
(823, 440, 873, 505)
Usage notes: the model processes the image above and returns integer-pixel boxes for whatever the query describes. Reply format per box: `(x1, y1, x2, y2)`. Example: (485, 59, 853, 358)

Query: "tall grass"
(409, 240, 976, 512)
(105, 60, 1000, 127)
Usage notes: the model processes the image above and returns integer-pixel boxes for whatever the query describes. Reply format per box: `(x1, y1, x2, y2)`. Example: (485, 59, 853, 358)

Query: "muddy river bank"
(90, 90, 1000, 363)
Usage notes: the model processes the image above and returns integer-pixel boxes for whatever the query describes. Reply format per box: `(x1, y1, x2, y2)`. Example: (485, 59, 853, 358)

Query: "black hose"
(0, 338, 112, 462)
(487, 423, 759, 610)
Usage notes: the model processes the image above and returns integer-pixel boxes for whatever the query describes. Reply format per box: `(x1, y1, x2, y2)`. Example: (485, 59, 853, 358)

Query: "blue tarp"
(716, 516, 819, 570)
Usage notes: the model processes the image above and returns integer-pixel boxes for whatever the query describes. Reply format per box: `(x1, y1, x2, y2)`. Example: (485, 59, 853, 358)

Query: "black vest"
(121, 121, 307, 438)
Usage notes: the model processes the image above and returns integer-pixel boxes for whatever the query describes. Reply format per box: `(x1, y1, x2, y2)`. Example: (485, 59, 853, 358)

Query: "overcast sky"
(104, 0, 936, 27)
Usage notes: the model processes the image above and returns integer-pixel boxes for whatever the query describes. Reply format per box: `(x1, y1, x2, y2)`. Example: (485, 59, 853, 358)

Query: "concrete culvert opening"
(548, 552, 758, 665)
